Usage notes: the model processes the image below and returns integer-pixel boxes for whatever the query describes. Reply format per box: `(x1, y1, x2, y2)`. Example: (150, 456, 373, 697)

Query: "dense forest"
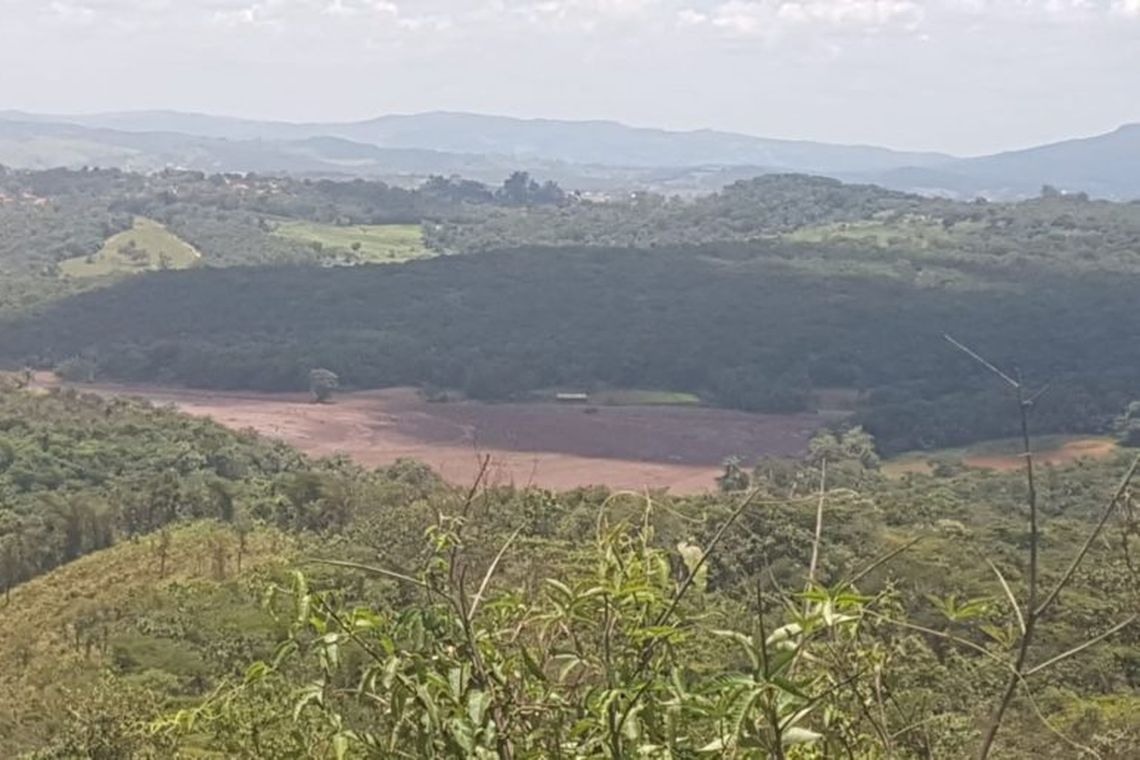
(1, 379, 1139, 758)
(0, 375, 361, 594)
(2, 242, 1137, 453)
(3, 168, 1138, 453)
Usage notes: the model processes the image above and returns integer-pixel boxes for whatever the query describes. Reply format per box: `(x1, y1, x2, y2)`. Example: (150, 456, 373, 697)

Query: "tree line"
(3, 242, 1137, 453)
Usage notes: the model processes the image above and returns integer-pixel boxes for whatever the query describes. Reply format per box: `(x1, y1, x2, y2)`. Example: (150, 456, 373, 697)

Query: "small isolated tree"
(233, 511, 253, 574)
(1, 533, 26, 603)
(308, 368, 339, 404)
(1115, 401, 1140, 447)
(716, 455, 751, 492)
(55, 356, 98, 383)
(153, 529, 171, 579)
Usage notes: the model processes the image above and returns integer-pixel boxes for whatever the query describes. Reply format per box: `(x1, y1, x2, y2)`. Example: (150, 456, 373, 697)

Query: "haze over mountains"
(1, 109, 1137, 199)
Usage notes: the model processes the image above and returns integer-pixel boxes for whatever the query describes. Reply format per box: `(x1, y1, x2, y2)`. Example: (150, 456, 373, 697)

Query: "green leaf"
(544, 578, 573, 601)
(244, 661, 271, 683)
(711, 629, 761, 670)
(382, 656, 400, 689)
(520, 645, 547, 683)
(450, 719, 476, 753)
(333, 733, 349, 760)
(293, 682, 324, 721)
(449, 666, 464, 701)
(782, 727, 822, 745)
(677, 541, 708, 592)
(551, 653, 584, 682)
(467, 690, 490, 726)
(766, 623, 802, 648)
(769, 675, 811, 702)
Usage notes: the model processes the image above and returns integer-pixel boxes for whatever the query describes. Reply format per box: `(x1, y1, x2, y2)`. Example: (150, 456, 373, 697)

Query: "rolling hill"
(4, 109, 1138, 198)
(4, 109, 950, 173)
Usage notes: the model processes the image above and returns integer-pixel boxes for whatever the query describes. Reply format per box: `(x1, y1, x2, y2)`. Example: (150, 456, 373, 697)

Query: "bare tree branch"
(944, 334, 1020, 389)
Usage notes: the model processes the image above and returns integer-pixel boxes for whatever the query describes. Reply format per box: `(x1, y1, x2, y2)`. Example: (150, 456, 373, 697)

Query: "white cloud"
(324, 0, 400, 17)
(777, 1, 922, 27)
(676, 7, 708, 23)
(47, 1, 97, 23)
(675, 0, 925, 38)
(4, 0, 1138, 154)
(26, 0, 1140, 35)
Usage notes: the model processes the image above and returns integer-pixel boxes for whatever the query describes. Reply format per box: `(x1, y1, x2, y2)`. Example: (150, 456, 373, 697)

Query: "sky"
(2, 0, 1139, 155)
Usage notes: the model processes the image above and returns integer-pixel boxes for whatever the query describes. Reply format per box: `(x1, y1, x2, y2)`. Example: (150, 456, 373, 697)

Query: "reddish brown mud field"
(39, 379, 824, 494)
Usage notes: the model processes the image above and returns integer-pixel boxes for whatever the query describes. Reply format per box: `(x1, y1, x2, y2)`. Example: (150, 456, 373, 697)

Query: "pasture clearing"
(784, 216, 977, 249)
(589, 389, 702, 406)
(271, 220, 433, 264)
(58, 217, 200, 278)
(533, 388, 702, 406)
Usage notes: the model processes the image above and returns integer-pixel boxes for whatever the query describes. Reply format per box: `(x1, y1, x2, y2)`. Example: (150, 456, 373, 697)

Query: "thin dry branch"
(1035, 455, 1140, 617)
(987, 559, 1026, 636)
(944, 333, 1140, 759)
(468, 527, 523, 622)
(1024, 615, 1138, 677)
(943, 334, 1020, 389)
(807, 458, 827, 594)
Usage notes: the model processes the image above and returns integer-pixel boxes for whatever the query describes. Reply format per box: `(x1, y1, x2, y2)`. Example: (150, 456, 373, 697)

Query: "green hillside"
(4, 169, 1140, 456)
(0, 385, 1137, 757)
(0, 521, 293, 754)
(58, 217, 201, 278)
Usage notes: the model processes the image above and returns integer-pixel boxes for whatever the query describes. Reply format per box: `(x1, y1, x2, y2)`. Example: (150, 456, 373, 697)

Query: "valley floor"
(35, 378, 824, 493)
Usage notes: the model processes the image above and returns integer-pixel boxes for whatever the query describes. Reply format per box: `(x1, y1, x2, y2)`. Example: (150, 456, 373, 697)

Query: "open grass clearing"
(532, 388, 703, 406)
(784, 216, 983, 249)
(271, 220, 433, 264)
(58, 217, 200, 278)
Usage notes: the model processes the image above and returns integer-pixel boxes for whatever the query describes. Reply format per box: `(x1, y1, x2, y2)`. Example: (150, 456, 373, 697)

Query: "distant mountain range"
(1, 109, 1137, 199)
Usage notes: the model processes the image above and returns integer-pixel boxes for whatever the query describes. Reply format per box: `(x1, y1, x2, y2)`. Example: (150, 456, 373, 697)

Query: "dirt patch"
(886, 437, 1120, 477)
(39, 378, 823, 494)
(962, 438, 1118, 472)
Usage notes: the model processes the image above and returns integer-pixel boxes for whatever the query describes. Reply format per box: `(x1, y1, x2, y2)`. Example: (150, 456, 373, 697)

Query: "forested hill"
(3, 167, 1140, 453)
(5, 110, 1140, 198)
(0, 380, 311, 594)
(3, 244, 1138, 454)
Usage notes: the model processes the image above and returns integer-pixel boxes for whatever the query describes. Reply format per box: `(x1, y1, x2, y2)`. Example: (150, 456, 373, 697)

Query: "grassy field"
(272, 221, 432, 264)
(58, 217, 200, 278)
(785, 216, 982, 249)
(590, 389, 702, 406)
(531, 388, 703, 406)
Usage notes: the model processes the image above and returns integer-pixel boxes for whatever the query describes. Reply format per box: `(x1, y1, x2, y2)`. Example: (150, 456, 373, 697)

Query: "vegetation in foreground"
(1, 378, 1139, 758)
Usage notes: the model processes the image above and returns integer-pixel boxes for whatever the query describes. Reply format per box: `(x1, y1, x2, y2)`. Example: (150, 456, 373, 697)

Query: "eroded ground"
(41, 379, 823, 494)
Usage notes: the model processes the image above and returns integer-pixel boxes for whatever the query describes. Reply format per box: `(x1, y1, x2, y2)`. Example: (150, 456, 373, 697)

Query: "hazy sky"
(2, 0, 1139, 155)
